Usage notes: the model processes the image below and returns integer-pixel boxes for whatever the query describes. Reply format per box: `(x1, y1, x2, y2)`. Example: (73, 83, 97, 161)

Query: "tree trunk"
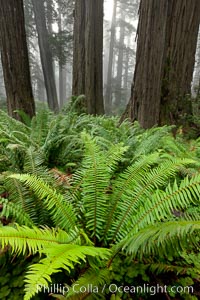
(59, 64, 67, 108)
(160, 0, 200, 125)
(115, 10, 126, 109)
(0, 0, 35, 120)
(73, 0, 104, 114)
(192, 28, 200, 97)
(0, 55, 6, 98)
(32, 0, 59, 112)
(105, 0, 117, 114)
(85, 0, 104, 114)
(37, 76, 45, 102)
(58, 8, 67, 108)
(121, 0, 200, 128)
(124, 46, 131, 103)
(72, 0, 86, 96)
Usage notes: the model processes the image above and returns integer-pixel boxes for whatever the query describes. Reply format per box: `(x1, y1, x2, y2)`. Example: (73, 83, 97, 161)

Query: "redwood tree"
(104, 0, 117, 114)
(72, 0, 86, 96)
(72, 0, 104, 114)
(115, 9, 126, 109)
(122, 0, 200, 128)
(0, 0, 35, 120)
(32, 0, 59, 112)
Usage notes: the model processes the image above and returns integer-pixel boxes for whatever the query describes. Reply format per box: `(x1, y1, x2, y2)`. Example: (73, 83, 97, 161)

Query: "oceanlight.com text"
(37, 283, 194, 296)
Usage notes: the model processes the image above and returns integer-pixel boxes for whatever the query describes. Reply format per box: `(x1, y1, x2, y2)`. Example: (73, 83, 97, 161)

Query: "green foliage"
(9, 173, 77, 231)
(1, 110, 200, 299)
(0, 254, 44, 300)
(1, 108, 199, 173)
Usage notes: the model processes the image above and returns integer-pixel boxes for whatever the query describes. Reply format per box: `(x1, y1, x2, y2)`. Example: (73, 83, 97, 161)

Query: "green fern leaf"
(24, 245, 110, 300)
(0, 225, 69, 255)
(109, 158, 196, 242)
(8, 174, 77, 231)
(126, 174, 200, 238)
(65, 268, 110, 299)
(103, 153, 160, 240)
(80, 133, 111, 240)
(0, 198, 34, 226)
(121, 220, 200, 258)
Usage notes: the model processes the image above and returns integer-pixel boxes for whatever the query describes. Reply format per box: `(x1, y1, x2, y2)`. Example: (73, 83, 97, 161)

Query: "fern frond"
(105, 143, 128, 172)
(109, 158, 196, 242)
(147, 262, 200, 276)
(121, 220, 200, 258)
(24, 245, 110, 300)
(103, 153, 160, 240)
(30, 109, 52, 146)
(183, 205, 200, 221)
(8, 174, 77, 231)
(0, 110, 31, 138)
(133, 125, 173, 157)
(80, 133, 111, 240)
(23, 147, 46, 175)
(66, 268, 111, 299)
(0, 225, 69, 255)
(4, 175, 49, 225)
(125, 174, 200, 238)
(0, 198, 34, 226)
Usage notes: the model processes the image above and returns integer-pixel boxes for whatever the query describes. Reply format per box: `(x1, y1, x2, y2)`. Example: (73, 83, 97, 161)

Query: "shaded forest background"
(0, 0, 199, 124)
(0, 0, 140, 116)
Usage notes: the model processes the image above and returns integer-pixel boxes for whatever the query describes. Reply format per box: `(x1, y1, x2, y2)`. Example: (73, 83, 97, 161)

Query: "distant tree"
(73, 0, 104, 114)
(85, 0, 104, 114)
(58, 3, 66, 108)
(72, 0, 85, 97)
(32, 0, 59, 112)
(192, 28, 200, 97)
(122, 0, 200, 128)
(56, 0, 74, 107)
(115, 8, 126, 109)
(0, 58, 5, 99)
(0, 0, 35, 120)
(105, 0, 117, 114)
(104, 0, 139, 115)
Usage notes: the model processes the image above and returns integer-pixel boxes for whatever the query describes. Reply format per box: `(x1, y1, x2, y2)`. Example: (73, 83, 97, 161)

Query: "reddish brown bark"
(72, 0, 104, 115)
(121, 0, 200, 128)
(0, 0, 35, 120)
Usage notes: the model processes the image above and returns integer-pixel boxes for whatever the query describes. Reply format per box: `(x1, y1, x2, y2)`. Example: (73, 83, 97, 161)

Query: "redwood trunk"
(115, 11, 126, 109)
(0, 0, 35, 120)
(72, 0, 86, 96)
(160, 0, 200, 125)
(73, 0, 104, 114)
(85, 0, 104, 114)
(32, 0, 59, 112)
(122, 0, 200, 128)
(105, 0, 117, 114)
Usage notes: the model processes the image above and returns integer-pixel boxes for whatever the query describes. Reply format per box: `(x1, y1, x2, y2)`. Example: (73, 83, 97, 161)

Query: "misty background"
(0, 0, 199, 114)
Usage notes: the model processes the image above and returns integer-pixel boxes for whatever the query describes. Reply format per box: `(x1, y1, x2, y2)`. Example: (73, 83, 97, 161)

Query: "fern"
(121, 220, 200, 258)
(9, 174, 77, 231)
(103, 153, 160, 240)
(0, 225, 69, 255)
(65, 268, 110, 299)
(0, 224, 110, 300)
(1, 127, 200, 299)
(30, 109, 52, 146)
(24, 244, 110, 300)
(108, 158, 196, 242)
(124, 174, 200, 238)
(79, 133, 111, 240)
(0, 198, 34, 226)
(4, 174, 49, 225)
(148, 262, 200, 276)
